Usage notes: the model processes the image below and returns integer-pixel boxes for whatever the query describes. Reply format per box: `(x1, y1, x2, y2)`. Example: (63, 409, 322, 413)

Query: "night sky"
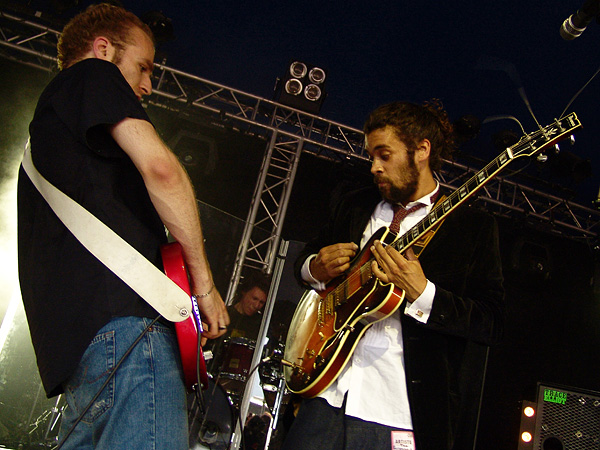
(18, 0, 600, 205)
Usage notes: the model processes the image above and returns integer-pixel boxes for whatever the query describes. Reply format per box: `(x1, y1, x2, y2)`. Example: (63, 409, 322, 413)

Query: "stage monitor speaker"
(533, 382, 600, 450)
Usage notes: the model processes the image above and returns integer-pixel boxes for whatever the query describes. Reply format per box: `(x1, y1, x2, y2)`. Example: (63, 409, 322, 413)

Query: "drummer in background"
(225, 272, 270, 340)
(205, 272, 270, 378)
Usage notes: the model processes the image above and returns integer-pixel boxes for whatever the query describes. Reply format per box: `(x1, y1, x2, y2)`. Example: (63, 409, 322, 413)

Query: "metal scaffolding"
(2, 8, 599, 298)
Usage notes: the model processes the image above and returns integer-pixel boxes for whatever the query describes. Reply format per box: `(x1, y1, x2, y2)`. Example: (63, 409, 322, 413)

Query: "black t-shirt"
(18, 58, 168, 397)
(226, 304, 263, 340)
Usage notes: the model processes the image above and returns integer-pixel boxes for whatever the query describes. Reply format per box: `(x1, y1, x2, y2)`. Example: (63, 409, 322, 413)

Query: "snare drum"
(218, 337, 256, 395)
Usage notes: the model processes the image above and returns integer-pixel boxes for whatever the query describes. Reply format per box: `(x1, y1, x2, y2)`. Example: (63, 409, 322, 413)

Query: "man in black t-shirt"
(17, 4, 229, 449)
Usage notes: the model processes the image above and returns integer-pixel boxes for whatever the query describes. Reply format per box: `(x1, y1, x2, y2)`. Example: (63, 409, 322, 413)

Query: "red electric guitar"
(160, 242, 208, 391)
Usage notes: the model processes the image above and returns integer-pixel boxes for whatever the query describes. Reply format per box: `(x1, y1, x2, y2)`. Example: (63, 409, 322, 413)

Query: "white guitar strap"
(21, 139, 191, 323)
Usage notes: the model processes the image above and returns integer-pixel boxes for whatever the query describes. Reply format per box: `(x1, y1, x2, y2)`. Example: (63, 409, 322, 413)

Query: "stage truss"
(2, 8, 599, 298)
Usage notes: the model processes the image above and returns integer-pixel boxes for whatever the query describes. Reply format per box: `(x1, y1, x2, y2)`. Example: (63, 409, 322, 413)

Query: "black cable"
(52, 316, 160, 450)
(236, 354, 284, 450)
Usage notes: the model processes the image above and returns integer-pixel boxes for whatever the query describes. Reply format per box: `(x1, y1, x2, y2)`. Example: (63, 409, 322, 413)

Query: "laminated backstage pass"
(391, 430, 415, 450)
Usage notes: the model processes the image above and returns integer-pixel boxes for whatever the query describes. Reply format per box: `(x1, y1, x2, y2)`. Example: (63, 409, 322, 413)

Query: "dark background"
(9, 0, 600, 203)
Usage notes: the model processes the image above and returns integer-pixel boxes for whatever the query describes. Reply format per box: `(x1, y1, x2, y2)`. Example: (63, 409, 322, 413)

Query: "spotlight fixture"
(308, 67, 326, 84)
(275, 60, 327, 114)
(304, 84, 321, 101)
(140, 10, 174, 44)
(290, 61, 308, 78)
(285, 78, 303, 96)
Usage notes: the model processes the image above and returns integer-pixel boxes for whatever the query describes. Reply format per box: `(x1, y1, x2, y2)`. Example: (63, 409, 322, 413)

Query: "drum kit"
(188, 336, 290, 450)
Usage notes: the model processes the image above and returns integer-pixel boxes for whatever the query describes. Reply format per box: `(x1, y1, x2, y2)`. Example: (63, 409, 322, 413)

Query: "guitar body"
(284, 227, 405, 397)
(160, 242, 208, 391)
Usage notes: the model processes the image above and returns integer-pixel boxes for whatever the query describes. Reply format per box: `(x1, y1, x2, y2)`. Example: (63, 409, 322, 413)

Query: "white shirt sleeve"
(300, 254, 327, 291)
(403, 279, 436, 323)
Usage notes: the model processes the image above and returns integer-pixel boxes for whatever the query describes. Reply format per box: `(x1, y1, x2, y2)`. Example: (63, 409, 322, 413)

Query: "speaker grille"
(534, 383, 600, 450)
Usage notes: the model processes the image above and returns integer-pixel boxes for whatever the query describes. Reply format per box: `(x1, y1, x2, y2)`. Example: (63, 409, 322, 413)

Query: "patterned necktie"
(389, 203, 426, 234)
(389, 191, 439, 234)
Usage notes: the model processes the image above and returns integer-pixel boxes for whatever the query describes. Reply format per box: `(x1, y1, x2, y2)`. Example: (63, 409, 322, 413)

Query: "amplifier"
(533, 383, 600, 450)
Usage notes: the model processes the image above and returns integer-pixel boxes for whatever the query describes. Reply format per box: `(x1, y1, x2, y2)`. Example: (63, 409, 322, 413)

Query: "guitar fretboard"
(392, 113, 581, 254)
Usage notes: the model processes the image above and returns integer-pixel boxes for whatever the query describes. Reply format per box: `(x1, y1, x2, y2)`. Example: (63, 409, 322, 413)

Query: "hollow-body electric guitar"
(160, 242, 208, 391)
(283, 113, 581, 398)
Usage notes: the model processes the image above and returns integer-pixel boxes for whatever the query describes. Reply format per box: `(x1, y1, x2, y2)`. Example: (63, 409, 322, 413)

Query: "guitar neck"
(392, 113, 582, 254)
(392, 152, 509, 254)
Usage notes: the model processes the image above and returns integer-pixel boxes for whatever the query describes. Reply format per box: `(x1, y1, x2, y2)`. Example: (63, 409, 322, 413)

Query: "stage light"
(285, 78, 303, 96)
(140, 10, 174, 44)
(275, 60, 328, 114)
(308, 67, 326, 84)
(523, 406, 535, 418)
(290, 61, 307, 78)
(517, 400, 536, 449)
(304, 84, 321, 101)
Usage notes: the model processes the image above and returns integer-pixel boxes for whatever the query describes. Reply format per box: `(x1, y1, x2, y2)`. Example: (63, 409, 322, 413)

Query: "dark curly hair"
(363, 99, 456, 171)
(237, 271, 271, 298)
(57, 3, 154, 70)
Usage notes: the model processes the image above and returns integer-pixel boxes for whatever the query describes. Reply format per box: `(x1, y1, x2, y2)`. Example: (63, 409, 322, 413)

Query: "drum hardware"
(255, 341, 295, 450)
(208, 334, 294, 449)
(188, 377, 234, 450)
(42, 394, 64, 445)
(262, 376, 287, 450)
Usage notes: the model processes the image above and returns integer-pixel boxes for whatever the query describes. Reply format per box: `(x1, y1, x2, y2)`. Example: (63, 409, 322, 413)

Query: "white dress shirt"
(300, 185, 439, 429)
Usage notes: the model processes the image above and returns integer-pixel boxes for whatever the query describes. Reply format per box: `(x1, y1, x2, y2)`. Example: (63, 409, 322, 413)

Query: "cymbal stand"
(263, 375, 286, 450)
(44, 394, 64, 443)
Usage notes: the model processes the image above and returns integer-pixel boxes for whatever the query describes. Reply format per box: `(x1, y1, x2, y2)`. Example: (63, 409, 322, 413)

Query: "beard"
(374, 158, 420, 204)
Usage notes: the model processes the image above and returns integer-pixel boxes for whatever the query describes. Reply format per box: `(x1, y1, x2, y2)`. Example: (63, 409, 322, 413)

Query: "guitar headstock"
(510, 113, 582, 160)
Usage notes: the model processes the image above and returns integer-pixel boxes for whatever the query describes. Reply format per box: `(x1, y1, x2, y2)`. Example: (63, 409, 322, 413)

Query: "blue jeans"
(282, 397, 402, 450)
(58, 316, 188, 450)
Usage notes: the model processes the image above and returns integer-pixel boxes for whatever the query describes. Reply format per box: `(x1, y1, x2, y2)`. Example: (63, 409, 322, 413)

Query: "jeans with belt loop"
(59, 316, 188, 450)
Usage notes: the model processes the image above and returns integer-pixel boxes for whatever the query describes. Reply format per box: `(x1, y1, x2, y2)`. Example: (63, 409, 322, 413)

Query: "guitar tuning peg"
(537, 154, 548, 163)
(570, 135, 576, 145)
(554, 143, 561, 154)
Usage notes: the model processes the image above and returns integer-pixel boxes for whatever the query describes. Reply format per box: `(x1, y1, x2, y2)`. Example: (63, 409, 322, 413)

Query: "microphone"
(560, 0, 600, 40)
